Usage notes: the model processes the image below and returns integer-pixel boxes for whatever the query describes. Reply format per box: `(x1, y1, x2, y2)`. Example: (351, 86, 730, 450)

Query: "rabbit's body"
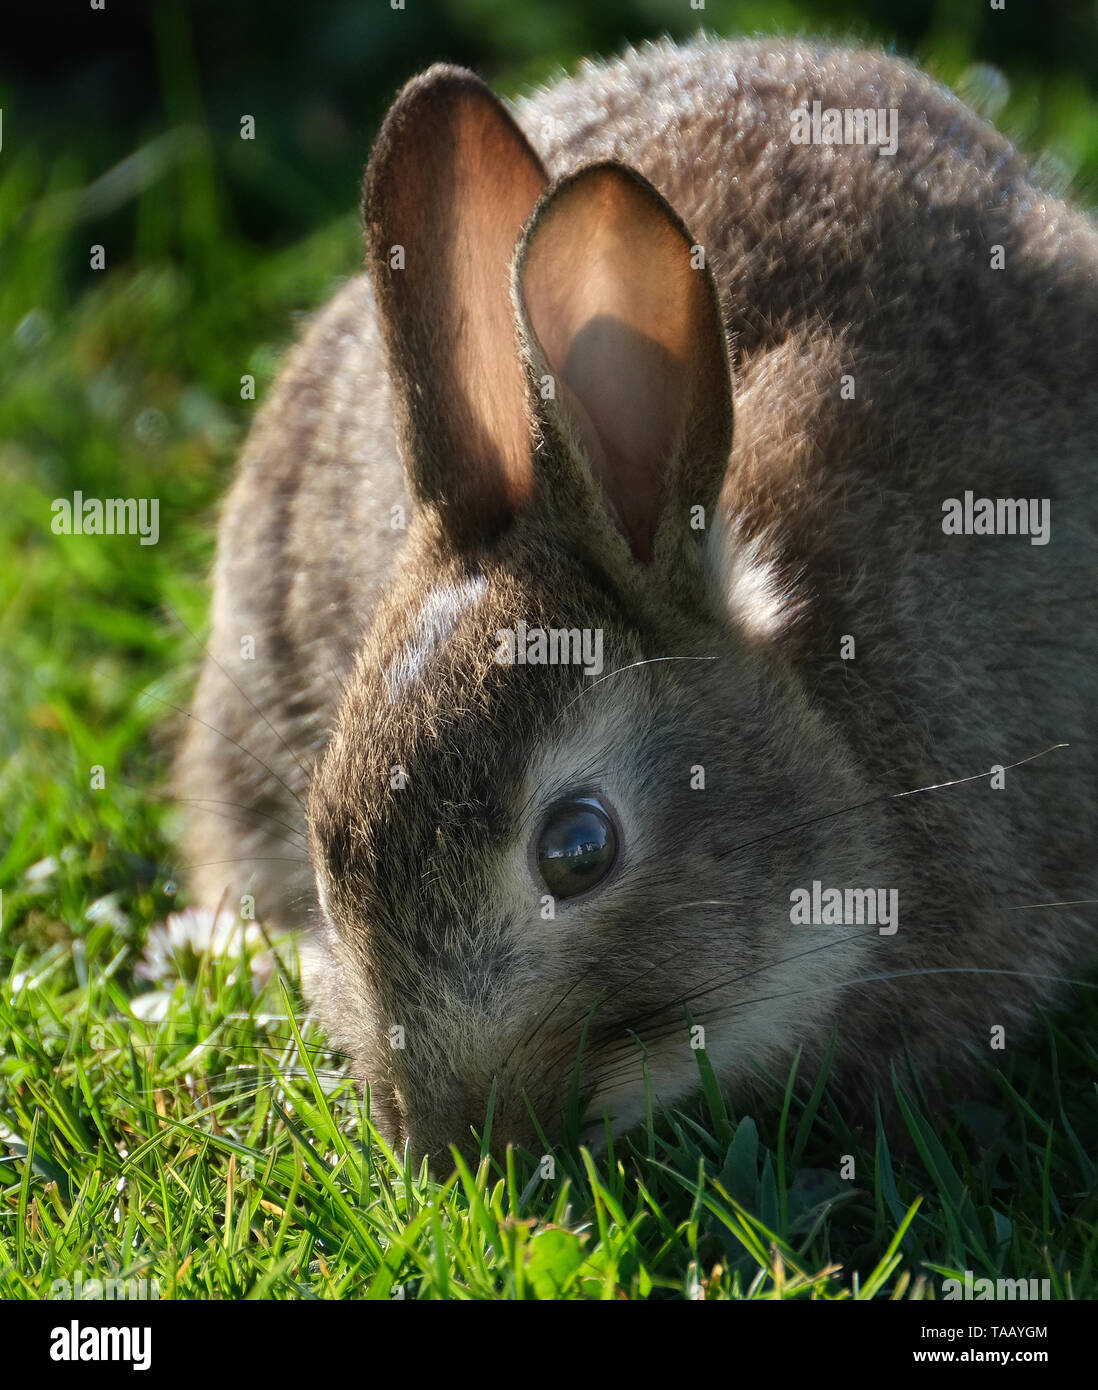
(178, 38, 1097, 1161)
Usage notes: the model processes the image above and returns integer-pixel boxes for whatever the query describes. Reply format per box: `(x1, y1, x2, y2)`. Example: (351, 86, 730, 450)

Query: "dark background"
(5, 0, 1098, 261)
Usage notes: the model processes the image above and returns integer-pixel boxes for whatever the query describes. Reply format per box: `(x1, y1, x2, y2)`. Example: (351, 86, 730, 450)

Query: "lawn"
(2, 0, 1097, 1300)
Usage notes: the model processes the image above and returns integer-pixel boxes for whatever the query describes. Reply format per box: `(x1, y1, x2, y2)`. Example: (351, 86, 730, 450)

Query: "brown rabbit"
(177, 38, 1098, 1165)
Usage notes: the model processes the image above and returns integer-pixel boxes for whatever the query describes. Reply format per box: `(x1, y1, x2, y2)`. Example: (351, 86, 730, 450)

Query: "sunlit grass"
(2, 908, 1096, 1299)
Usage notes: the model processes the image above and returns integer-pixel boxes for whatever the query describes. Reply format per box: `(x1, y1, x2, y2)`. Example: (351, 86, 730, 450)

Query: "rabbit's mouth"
(577, 1118, 612, 1153)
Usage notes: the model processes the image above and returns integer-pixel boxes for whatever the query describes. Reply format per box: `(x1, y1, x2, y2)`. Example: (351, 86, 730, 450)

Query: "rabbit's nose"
(399, 1075, 483, 1171)
(362, 1076, 412, 1154)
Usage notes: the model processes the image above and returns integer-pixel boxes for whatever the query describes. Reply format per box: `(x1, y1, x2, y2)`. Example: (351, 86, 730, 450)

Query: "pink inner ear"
(364, 68, 548, 537)
(556, 316, 686, 555)
(445, 97, 547, 508)
(520, 167, 718, 561)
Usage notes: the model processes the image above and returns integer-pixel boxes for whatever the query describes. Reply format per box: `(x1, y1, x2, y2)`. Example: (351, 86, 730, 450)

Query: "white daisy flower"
(135, 906, 265, 988)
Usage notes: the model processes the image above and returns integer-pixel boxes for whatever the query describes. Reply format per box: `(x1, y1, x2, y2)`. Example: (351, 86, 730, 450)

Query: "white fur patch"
(384, 575, 488, 700)
(707, 521, 790, 641)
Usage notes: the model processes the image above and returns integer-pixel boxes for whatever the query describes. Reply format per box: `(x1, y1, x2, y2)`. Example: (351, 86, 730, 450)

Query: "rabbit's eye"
(537, 799, 617, 900)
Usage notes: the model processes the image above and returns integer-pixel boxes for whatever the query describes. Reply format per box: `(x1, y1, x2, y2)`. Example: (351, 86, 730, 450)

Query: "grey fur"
(177, 37, 1097, 1164)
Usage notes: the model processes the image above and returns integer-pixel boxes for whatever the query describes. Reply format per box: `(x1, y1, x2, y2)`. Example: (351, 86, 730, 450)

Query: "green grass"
(2, 919, 1097, 1298)
(2, 8, 1098, 1300)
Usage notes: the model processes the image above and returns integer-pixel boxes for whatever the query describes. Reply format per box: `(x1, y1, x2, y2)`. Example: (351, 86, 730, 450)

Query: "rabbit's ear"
(515, 163, 733, 567)
(363, 66, 547, 543)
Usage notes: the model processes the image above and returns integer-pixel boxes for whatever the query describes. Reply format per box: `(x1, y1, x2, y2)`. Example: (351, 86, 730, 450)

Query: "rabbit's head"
(304, 68, 882, 1165)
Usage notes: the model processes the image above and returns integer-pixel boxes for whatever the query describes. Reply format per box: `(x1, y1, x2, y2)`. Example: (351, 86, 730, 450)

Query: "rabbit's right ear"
(514, 163, 733, 579)
(363, 66, 548, 544)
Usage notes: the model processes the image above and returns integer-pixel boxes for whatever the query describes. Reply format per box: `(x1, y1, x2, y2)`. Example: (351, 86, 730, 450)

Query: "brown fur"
(177, 37, 1098, 1165)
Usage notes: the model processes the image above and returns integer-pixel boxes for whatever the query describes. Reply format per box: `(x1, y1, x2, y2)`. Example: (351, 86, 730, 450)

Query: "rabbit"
(176, 36, 1098, 1166)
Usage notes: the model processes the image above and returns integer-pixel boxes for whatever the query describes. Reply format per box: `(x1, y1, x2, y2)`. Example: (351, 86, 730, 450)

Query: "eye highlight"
(536, 798, 618, 900)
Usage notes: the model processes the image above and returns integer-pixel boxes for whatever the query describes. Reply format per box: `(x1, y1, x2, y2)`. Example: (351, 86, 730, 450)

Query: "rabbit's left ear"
(515, 163, 733, 569)
(364, 66, 548, 543)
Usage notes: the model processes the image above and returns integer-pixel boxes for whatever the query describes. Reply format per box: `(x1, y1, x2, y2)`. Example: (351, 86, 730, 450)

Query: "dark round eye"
(537, 799, 617, 900)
